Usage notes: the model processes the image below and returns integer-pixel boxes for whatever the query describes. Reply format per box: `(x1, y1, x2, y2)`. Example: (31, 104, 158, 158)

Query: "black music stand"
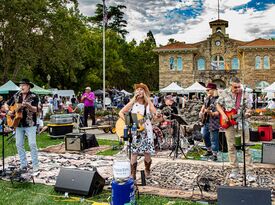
(169, 114, 188, 159)
(0, 121, 10, 177)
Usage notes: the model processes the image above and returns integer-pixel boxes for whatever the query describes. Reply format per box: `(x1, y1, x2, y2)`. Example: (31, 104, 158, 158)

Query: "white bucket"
(113, 159, 131, 181)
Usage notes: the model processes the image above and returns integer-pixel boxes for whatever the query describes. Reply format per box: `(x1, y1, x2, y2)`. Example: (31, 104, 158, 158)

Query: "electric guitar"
(220, 108, 239, 129)
(115, 113, 146, 139)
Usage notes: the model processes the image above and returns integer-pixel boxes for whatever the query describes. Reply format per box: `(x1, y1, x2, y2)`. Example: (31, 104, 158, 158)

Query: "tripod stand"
(169, 114, 188, 159)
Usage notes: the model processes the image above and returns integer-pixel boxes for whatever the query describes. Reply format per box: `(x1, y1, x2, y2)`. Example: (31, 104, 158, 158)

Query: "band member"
(216, 77, 255, 181)
(119, 83, 156, 180)
(81, 87, 96, 126)
(159, 95, 178, 116)
(199, 83, 220, 161)
(5, 79, 39, 172)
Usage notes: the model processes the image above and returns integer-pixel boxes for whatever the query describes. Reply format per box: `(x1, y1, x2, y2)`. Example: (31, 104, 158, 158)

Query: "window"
(231, 57, 239, 70)
(169, 57, 175, 70)
(216, 27, 222, 33)
(211, 55, 224, 70)
(255, 56, 261, 69)
(197, 58, 205, 70)
(177, 57, 183, 71)
(263, 56, 270, 69)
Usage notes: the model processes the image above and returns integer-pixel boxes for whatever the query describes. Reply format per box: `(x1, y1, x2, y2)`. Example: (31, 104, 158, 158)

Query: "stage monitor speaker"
(85, 134, 99, 149)
(262, 143, 275, 164)
(55, 168, 105, 196)
(217, 186, 271, 205)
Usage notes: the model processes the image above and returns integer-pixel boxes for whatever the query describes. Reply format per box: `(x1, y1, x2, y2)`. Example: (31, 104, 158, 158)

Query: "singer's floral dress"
(130, 102, 155, 154)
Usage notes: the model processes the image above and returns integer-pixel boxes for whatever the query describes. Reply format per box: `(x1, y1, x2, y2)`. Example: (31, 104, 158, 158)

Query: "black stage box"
(48, 123, 73, 136)
(217, 186, 271, 205)
(219, 132, 228, 152)
(55, 168, 105, 196)
(65, 133, 99, 151)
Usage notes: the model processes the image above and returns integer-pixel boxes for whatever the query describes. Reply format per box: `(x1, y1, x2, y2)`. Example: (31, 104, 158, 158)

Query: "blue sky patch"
(165, 0, 203, 20)
(233, 0, 275, 12)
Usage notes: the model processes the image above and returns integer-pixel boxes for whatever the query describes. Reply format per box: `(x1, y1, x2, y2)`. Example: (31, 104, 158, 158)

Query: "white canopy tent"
(120, 89, 132, 96)
(262, 82, 275, 92)
(184, 82, 206, 93)
(241, 84, 253, 93)
(160, 82, 184, 93)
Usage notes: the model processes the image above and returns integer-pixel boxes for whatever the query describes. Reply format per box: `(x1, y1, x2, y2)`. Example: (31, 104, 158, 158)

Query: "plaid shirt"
(204, 96, 220, 131)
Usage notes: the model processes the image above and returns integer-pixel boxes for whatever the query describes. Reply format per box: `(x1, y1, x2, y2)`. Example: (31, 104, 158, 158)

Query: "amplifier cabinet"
(65, 133, 86, 151)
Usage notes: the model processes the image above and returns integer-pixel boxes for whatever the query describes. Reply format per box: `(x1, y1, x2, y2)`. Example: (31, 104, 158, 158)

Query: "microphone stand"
(241, 86, 247, 186)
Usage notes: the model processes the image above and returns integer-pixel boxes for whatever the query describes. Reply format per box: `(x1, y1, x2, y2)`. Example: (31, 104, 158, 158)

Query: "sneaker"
(210, 155, 218, 161)
(246, 172, 256, 182)
(203, 151, 213, 157)
(229, 169, 239, 179)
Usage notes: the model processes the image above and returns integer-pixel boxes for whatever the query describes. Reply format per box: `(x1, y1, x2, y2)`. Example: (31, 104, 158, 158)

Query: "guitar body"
(115, 113, 145, 138)
(7, 103, 23, 128)
(220, 109, 238, 129)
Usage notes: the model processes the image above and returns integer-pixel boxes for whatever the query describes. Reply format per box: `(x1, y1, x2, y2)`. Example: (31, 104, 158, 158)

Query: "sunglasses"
(206, 89, 211, 92)
(232, 86, 241, 89)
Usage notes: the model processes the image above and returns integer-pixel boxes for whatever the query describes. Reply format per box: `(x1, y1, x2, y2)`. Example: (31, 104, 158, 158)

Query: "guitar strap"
(235, 91, 242, 111)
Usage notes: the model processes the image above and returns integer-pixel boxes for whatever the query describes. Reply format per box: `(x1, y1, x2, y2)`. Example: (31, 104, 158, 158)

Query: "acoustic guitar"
(115, 113, 146, 138)
(220, 108, 239, 129)
(7, 103, 23, 128)
(201, 104, 215, 125)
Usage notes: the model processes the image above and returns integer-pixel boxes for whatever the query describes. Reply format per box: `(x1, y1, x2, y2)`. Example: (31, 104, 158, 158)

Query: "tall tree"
(89, 4, 128, 38)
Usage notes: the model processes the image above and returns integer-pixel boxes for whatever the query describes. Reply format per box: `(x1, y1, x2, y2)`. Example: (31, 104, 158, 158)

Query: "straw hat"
(133, 83, 150, 96)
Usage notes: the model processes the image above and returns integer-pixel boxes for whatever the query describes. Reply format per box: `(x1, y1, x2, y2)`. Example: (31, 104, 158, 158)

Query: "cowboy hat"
(17, 79, 34, 88)
(133, 83, 150, 96)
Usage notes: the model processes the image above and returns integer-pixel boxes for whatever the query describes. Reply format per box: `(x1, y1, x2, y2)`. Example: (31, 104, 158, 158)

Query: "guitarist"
(4, 79, 39, 173)
(199, 83, 220, 161)
(118, 83, 156, 180)
(216, 77, 255, 181)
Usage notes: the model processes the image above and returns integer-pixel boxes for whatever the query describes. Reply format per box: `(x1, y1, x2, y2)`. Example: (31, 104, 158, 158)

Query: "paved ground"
(85, 128, 118, 141)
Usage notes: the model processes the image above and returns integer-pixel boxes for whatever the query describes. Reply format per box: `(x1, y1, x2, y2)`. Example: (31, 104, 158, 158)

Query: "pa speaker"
(65, 133, 86, 151)
(55, 168, 105, 196)
(217, 186, 271, 205)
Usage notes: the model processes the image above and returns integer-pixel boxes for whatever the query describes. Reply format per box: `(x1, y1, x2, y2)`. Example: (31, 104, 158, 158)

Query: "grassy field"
(0, 133, 203, 205)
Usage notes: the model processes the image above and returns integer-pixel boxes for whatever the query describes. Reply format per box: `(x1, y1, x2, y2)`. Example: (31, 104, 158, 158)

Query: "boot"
(131, 162, 137, 180)
(144, 160, 152, 177)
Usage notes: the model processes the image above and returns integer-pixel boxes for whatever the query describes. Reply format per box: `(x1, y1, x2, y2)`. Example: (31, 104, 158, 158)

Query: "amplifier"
(262, 142, 275, 164)
(65, 133, 86, 151)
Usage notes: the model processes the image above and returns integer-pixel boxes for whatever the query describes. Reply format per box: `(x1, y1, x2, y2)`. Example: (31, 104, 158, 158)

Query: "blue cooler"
(111, 178, 136, 205)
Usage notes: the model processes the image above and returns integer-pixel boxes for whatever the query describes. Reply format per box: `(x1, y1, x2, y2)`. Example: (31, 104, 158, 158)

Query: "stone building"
(155, 19, 275, 90)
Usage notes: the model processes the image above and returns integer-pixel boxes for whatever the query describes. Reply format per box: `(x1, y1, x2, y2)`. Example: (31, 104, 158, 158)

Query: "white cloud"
(78, 0, 275, 45)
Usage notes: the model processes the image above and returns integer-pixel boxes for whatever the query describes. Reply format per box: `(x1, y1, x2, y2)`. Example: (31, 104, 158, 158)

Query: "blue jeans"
(202, 123, 219, 153)
(15, 126, 39, 169)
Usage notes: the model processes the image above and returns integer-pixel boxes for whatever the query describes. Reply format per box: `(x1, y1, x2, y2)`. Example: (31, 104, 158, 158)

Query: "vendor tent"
(120, 89, 132, 96)
(160, 82, 184, 93)
(241, 84, 253, 93)
(52, 90, 75, 99)
(31, 83, 52, 95)
(184, 82, 206, 93)
(0, 80, 20, 94)
(262, 82, 275, 92)
(94, 89, 108, 96)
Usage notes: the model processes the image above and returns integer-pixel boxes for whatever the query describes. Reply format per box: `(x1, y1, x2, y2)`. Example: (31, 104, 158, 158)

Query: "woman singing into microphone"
(119, 83, 156, 180)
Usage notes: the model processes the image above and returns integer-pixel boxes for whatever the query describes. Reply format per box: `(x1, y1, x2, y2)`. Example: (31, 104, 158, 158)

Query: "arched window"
(211, 55, 224, 70)
(231, 57, 239, 70)
(263, 56, 270, 69)
(255, 56, 261, 69)
(197, 58, 205, 70)
(177, 57, 183, 71)
(169, 57, 175, 70)
(216, 27, 222, 33)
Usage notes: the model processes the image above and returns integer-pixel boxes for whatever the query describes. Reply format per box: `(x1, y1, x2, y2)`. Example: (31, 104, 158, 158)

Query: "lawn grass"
(0, 180, 202, 205)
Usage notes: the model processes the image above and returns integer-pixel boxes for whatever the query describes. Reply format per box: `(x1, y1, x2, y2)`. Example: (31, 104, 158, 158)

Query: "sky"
(78, 0, 275, 45)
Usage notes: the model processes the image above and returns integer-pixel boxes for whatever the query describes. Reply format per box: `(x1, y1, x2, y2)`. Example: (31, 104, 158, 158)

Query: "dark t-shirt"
(7, 92, 39, 127)
(159, 103, 178, 118)
(71, 97, 76, 104)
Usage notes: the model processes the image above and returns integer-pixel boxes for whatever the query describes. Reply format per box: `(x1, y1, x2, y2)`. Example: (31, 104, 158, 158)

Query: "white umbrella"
(262, 82, 275, 92)
(120, 89, 132, 96)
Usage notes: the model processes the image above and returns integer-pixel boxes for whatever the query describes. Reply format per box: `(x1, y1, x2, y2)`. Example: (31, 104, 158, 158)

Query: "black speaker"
(55, 168, 105, 196)
(217, 186, 271, 205)
(85, 134, 99, 149)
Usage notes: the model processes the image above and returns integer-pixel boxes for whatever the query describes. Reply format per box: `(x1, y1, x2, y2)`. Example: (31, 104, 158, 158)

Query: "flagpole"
(102, 0, 106, 110)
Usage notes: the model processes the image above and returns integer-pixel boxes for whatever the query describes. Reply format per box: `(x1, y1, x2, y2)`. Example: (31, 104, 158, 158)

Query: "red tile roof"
(155, 42, 197, 51)
(240, 38, 275, 47)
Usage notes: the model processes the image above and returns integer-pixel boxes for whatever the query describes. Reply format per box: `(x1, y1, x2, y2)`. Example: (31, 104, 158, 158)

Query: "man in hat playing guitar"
(199, 83, 220, 161)
(216, 77, 255, 181)
(4, 79, 39, 173)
